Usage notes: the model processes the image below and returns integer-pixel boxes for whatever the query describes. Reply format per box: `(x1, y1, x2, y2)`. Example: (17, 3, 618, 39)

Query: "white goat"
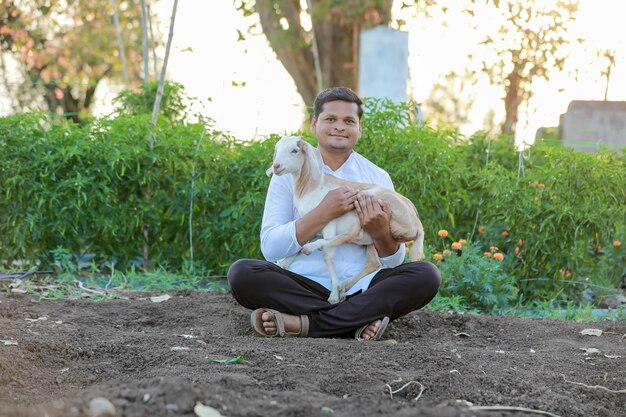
(267, 135, 425, 304)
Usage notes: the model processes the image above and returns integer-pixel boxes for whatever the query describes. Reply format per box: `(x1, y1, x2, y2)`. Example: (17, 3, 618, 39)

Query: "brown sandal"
(355, 316, 390, 341)
(251, 308, 310, 337)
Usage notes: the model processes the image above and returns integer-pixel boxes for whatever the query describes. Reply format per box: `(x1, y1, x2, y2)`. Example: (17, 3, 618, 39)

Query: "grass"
(1, 267, 229, 301)
(3, 267, 623, 322)
(426, 294, 626, 321)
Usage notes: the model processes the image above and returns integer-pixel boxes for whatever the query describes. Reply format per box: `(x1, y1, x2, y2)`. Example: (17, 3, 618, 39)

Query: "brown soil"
(1, 290, 625, 417)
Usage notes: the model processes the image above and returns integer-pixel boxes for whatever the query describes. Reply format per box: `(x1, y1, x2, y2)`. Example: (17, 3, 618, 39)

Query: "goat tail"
(408, 219, 425, 262)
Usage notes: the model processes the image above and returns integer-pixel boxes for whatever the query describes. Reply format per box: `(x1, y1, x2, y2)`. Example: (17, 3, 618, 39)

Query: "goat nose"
(273, 163, 281, 170)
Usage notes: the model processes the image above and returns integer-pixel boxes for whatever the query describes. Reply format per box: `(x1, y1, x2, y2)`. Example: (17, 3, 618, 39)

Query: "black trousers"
(227, 259, 441, 338)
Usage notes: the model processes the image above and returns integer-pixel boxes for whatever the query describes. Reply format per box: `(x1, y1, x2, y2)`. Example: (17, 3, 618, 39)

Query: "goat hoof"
(327, 292, 340, 304)
(301, 245, 313, 255)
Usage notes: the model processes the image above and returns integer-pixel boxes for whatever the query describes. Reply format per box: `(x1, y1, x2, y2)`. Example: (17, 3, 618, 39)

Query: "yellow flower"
(493, 253, 504, 261)
(613, 241, 622, 248)
(442, 249, 452, 257)
(433, 253, 443, 262)
(490, 246, 499, 251)
(451, 242, 462, 250)
(405, 240, 414, 245)
(438, 230, 449, 237)
(478, 226, 485, 234)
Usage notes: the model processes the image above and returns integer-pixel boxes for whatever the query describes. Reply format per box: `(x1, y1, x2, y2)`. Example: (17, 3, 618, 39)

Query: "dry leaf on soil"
(1, 340, 18, 346)
(194, 402, 225, 417)
(580, 329, 603, 337)
(150, 294, 172, 303)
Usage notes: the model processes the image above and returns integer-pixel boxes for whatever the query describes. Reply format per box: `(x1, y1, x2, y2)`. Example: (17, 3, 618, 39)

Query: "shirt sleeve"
(259, 175, 302, 262)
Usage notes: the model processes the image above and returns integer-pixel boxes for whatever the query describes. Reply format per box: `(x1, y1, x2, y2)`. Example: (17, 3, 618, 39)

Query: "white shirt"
(260, 150, 406, 295)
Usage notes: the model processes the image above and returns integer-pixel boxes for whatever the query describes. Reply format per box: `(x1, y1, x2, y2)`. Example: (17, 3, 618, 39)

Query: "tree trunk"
(253, 0, 393, 108)
(502, 68, 522, 137)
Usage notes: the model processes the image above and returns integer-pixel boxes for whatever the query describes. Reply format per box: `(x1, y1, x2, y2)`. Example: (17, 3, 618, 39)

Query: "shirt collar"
(323, 151, 357, 174)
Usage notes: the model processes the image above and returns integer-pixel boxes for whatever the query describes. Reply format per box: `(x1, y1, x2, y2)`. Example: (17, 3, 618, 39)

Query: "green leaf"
(208, 355, 248, 365)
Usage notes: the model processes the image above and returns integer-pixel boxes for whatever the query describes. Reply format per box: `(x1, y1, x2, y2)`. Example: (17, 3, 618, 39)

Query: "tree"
(597, 48, 616, 101)
(0, 0, 159, 123)
(424, 70, 477, 131)
(234, 0, 435, 107)
(465, 0, 579, 136)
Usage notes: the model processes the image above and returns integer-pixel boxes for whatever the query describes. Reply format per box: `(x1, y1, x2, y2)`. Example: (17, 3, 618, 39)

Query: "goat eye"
(291, 149, 298, 154)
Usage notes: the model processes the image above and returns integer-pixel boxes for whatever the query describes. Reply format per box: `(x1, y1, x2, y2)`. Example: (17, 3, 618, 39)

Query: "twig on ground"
(74, 280, 104, 295)
(468, 405, 561, 417)
(385, 380, 424, 401)
(564, 379, 626, 394)
(0, 270, 54, 280)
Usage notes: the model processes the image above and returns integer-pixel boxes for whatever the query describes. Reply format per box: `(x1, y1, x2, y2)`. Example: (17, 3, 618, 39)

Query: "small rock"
(89, 397, 115, 417)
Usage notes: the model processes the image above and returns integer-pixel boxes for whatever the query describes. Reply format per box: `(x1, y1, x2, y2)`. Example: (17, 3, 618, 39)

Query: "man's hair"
(313, 87, 364, 120)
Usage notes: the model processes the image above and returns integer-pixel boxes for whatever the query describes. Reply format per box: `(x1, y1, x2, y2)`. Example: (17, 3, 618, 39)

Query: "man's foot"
(358, 319, 383, 340)
(260, 310, 301, 335)
(355, 316, 390, 341)
(250, 309, 309, 337)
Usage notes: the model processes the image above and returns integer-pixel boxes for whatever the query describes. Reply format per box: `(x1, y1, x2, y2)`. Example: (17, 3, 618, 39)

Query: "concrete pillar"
(358, 26, 409, 103)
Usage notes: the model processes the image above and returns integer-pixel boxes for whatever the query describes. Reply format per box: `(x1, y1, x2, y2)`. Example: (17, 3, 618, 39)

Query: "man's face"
(311, 100, 362, 154)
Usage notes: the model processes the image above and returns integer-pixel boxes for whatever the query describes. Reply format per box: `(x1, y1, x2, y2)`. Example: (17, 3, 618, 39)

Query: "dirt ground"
(1, 290, 625, 417)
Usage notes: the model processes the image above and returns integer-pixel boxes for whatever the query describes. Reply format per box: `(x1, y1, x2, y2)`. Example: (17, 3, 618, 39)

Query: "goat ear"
(265, 166, 274, 177)
(297, 137, 306, 151)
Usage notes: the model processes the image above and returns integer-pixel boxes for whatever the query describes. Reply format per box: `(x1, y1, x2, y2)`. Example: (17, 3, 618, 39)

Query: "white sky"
(6, 1, 626, 144)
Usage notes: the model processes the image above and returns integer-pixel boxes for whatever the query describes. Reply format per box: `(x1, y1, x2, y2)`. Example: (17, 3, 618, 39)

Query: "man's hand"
(318, 187, 360, 219)
(295, 187, 359, 246)
(354, 194, 399, 257)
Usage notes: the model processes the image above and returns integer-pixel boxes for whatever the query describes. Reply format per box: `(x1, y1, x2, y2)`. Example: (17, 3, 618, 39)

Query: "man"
(227, 87, 440, 340)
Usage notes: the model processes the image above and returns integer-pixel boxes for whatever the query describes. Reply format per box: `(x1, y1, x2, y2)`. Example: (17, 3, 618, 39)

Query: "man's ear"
(310, 117, 317, 135)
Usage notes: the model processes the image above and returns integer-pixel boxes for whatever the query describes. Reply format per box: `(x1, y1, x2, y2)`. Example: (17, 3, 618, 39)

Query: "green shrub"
(0, 98, 624, 306)
(418, 239, 517, 312)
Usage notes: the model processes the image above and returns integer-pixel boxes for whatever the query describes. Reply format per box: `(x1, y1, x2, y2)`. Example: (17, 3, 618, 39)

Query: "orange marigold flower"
(613, 241, 622, 248)
(438, 229, 449, 237)
(405, 240, 414, 245)
(478, 226, 485, 234)
(405, 247, 410, 254)
(443, 249, 452, 257)
(433, 253, 443, 261)
(518, 240, 523, 247)
(451, 242, 462, 250)
(459, 239, 467, 245)
(490, 246, 499, 251)
(502, 230, 509, 237)
(515, 247, 520, 255)
(483, 252, 492, 258)
(493, 253, 504, 261)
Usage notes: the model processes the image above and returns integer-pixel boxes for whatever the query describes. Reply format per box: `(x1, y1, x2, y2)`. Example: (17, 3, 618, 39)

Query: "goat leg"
(324, 247, 343, 304)
(339, 245, 382, 300)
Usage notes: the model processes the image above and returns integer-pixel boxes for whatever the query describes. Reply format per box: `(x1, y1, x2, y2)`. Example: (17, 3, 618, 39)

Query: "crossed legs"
(227, 259, 441, 339)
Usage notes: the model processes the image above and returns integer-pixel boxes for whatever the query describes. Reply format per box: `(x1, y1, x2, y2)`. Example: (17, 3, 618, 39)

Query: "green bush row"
(0, 99, 624, 304)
